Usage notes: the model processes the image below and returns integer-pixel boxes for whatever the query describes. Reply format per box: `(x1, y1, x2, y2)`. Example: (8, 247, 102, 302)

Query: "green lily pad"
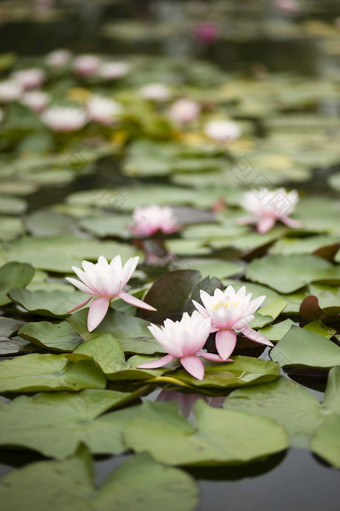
(79, 214, 132, 239)
(246, 254, 340, 293)
(224, 376, 323, 448)
(4, 235, 139, 273)
(0, 317, 25, 337)
(259, 319, 295, 342)
(271, 326, 340, 369)
(8, 288, 87, 317)
(125, 400, 289, 466)
(0, 215, 24, 241)
(139, 270, 222, 322)
(0, 389, 140, 459)
(68, 308, 164, 355)
(19, 321, 83, 352)
(0, 195, 27, 215)
(0, 261, 35, 306)
(0, 353, 106, 393)
(25, 210, 76, 236)
(0, 448, 199, 511)
(311, 414, 340, 469)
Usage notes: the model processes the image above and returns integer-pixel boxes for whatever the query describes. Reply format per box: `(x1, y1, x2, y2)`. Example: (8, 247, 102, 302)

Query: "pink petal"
(137, 354, 174, 369)
(240, 326, 273, 347)
(257, 216, 276, 233)
(119, 291, 156, 311)
(65, 277, 94, 295)
(280, 216, 303, 229)
(87, 297, 110, 332)
(180, 356, 205, 380)
(215, 329, 237, 360)
(67, 297, 91, 314)
(192, 300, 209, 318)
(199, 351, 233, 362)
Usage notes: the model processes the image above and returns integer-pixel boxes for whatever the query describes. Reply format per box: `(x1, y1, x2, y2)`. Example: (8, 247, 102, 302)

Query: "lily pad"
(8, 288, 87, 317)
(125, 400, 289, 466)
(0, 389, 140, 459)
(19, 321, 83, 352)
(271, 326, 340, 369)
(0, 353, 106, 392)
(0, 261, 35, 306)
(246, 254, 340, 293)
(0, 448, 199, 511)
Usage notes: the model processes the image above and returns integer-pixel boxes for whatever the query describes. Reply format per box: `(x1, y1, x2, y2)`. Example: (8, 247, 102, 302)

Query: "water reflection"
(156, 389, 225, 418)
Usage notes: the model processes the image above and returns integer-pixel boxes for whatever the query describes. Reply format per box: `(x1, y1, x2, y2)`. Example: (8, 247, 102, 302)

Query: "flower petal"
(87, 297, 110, 332)
(257, 216, 276, 233)
(240, 326, 273, 347)
(119, 291, 156, 311)
(137, 354, 174, 369)
(67, 297, 91, 314)
(199, 351, 233, 362)
(180, 356, 205, 380)
(280, 216, 303, 228)
(215, 329, 237, 360)
(65, 277, 95, 295)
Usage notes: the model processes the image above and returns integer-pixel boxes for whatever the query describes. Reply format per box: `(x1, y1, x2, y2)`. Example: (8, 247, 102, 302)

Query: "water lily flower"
(193, 286, 273, 360)
(237, 188, 303, 233)
(87, 95, 122, 126)
(12, 68, 45, 90)
(139, 83, 171, 102)
(137, 311, 225, 380)
(41, 106, 88, 132)
(66, 255, 156, 332)
(204, 120, 241, 143)
(168, 99, 200, 125)
(132, 205, 181, 236)
(274, 0, 299, 14)
(73, 55, 101, 76)
(0, 80, 22, 102)
(21, 91, 49, 113)
(98, 61, 131, 80)
(46, 49, 72, 68)
(195, 22, 219, 44)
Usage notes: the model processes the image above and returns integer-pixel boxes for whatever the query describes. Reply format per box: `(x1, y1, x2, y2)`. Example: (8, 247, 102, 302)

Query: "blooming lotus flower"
(73, 55, 101, 76)
(46, 49, 72, 68)
(132, 205, 181, 236)
(137, 311, 226, 380)
(168, 99, 200, 125)
(12, 69, 45, 90)
(98, 61, 131, 80)
(21, 91, 49, 113)
(204, 120, 241, 143)
(41, 106, 88, 132)
(0, 80, 22, 103)
(139, 83, 171, 102)
(237, 188, 303, 233)
(193, 286, 273, 360)
(87, 95, 122, 126)
(66, 255, 156, 332)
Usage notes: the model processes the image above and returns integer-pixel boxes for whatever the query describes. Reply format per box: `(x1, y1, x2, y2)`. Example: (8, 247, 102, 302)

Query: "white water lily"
(73, 55, 101, 76)
(87, 95, 122, 125)
(66, 255, 156, 332)
(168, 99, 200, 125)
(21, 91, 49, 112)
(98, 61, 131, 80)
(0, 80, 22, 103)
(193, 285, 273, 360)
(238, 188, 302, 233)
(12, 68, 45, 90)
(204, 120, 241, 143)
(132, 205, 181, 236)
(46, 49, 72, 68)
(41, 106, 88, 132)
(139, 83, 171, 102)
(137, 311, 225, 380)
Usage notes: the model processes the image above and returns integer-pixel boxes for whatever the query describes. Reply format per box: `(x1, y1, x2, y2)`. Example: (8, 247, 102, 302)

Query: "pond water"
(0, 1, 340, 510)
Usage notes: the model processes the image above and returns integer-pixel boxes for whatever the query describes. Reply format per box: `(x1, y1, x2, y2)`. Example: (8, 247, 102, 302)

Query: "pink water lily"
(237, 188, 303, 233)
(132, 205, 181, 236)
(66, 255, 156, 332)
(137, 311, 227, 380)
(193, 285, 273, 360)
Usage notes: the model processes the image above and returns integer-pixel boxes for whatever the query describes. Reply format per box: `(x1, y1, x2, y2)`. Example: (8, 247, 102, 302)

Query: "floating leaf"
(0, 353, 106, 392)
(0, 261, 35, 306)
(125, 400, 289, 466)
(271, 326, 340, 369)
(19, 321, 83, 352)
(8, 288, 87, 317)
(0, 449, 199, 511)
